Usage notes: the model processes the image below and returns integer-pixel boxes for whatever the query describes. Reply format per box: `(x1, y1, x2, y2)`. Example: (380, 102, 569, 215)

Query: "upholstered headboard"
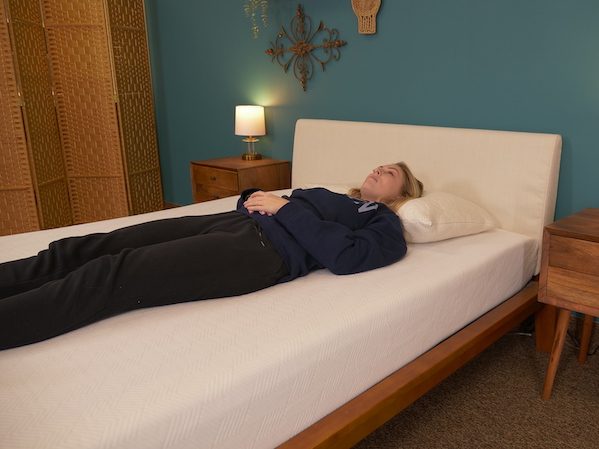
(292, 119, 562, 272)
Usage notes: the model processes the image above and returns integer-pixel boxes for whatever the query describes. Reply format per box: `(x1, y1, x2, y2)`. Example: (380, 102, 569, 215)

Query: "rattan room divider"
(0, 0, 163, 236)
(0, 0, 46, 235)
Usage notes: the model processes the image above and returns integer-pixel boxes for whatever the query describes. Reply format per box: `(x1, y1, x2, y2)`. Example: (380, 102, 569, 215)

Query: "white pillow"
(398, 192, 495, 243)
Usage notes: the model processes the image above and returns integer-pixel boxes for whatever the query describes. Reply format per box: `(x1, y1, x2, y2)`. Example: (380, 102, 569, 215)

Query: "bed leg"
(535, 304, 557, 352)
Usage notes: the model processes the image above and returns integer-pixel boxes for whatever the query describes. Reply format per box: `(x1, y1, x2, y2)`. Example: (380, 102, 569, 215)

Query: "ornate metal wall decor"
(265, 5, 347, 91)
(351, 0, 382, 34)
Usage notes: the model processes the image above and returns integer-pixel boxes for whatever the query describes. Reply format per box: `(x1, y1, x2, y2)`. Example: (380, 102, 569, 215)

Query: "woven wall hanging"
(351, 0, 382, 34)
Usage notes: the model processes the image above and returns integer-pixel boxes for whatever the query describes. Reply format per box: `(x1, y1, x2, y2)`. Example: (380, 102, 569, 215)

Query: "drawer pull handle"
(210, 176, 217, 181)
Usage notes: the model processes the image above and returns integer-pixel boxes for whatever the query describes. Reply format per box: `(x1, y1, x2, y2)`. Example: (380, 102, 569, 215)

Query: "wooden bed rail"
(278, 281, 540, 449)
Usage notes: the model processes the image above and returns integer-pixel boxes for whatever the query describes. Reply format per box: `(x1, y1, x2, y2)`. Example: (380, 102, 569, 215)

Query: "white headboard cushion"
(292, 119, 561, 272)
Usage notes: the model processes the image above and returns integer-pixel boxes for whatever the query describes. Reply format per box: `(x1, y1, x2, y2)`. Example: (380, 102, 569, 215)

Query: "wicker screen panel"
(6, 0, 38, 23)
(41, 0, 105, 25)
(37, 179, 72, 229)
(20, 90, 65, 185)
(106, 0, 145, 29)
(9, 0, 71, 229)
(107, 0, 163, 214)
(0, 102, 30, 189)
(110, 28, 152, 94)
(0, 1, 39, 235)
(42, 0, 129, 223)
(45, 27, 123, 177)
(0, 8, 30, 189)
(0, 190, 40, 235)
(118, 93, 159, 174)
(69, 176, 128, 222)
(128, 169, 163, 215)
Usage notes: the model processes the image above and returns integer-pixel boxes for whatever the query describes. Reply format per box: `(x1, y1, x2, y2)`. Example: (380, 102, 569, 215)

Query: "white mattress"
(0, 192, 537, 449)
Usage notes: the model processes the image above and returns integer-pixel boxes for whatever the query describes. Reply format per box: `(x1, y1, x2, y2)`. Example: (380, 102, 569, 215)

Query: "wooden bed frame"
(0, 119, 561, 449)
(276, 118, 562, 448)
(279, 282, 556, 448)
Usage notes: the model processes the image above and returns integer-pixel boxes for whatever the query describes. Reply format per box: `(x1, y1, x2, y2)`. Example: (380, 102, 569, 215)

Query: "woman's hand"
(243, 191, 289, 216)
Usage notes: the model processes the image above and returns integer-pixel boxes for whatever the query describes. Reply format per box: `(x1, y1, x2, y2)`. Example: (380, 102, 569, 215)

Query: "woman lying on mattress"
(0, 162, 423, 349)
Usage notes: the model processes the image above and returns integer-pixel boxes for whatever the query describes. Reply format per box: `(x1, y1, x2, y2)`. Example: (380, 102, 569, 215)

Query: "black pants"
(0, 211, 288, 349)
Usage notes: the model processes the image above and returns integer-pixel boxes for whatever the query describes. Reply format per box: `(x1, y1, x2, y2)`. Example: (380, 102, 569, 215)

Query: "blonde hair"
(348, 161, 424, 211)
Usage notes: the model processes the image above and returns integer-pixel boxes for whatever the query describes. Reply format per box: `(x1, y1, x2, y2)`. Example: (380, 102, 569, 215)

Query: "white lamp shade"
(235, 105, 266, 137)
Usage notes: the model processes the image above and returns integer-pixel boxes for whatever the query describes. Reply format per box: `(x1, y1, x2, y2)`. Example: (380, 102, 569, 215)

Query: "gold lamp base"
(242, 152, 262, 161)
(241, 136, 262, 161)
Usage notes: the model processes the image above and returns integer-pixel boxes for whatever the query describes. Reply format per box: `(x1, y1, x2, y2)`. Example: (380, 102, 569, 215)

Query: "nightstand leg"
(578, 314, 595, 364)
(542, 308, 571, 400)
(535, 304, 557, 352)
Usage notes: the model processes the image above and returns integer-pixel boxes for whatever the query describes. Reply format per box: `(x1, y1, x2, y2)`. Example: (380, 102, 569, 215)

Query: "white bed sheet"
(0, 193, 537, 449)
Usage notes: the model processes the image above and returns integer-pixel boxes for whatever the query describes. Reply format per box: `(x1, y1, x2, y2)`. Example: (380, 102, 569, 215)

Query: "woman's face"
(360, 164, 405, 202)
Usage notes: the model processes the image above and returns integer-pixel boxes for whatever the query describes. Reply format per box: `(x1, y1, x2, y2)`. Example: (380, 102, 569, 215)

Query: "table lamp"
(235, 105, 265, 160)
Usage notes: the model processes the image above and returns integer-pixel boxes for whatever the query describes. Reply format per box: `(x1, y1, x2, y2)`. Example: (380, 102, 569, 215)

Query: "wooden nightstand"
(190, 157, 291, 203)
(538, 208, 599, 399)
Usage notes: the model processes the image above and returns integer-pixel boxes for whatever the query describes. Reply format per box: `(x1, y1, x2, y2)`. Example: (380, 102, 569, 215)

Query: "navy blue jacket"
(237, 188, 407, 282)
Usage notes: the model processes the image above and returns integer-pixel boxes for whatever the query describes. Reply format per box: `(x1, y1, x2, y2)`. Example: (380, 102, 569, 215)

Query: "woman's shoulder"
(292, 186, 348, 197)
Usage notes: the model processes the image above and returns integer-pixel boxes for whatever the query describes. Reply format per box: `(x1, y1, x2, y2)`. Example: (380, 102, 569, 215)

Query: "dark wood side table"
(538, 208, 599, 399)
(190, 157, 291, 203)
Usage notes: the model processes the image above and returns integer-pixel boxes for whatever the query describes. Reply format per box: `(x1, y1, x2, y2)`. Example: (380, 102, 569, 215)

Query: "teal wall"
(145, 1, 599, 218)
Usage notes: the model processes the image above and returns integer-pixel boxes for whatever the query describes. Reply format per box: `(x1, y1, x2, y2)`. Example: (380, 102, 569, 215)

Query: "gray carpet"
(355, 323, 599, 449)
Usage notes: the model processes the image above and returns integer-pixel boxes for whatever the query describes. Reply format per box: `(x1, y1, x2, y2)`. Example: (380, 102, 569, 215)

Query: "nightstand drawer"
(192, 166, 238, 191)
(194, 186, 238, 202)
(549, 235, 599, 277)
(546, 266, 599, 309)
